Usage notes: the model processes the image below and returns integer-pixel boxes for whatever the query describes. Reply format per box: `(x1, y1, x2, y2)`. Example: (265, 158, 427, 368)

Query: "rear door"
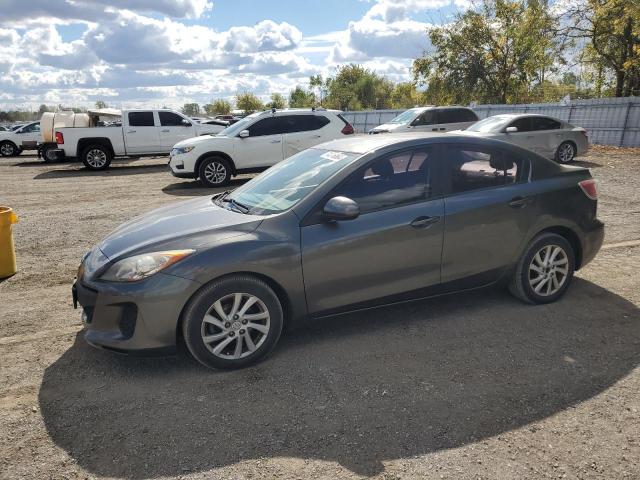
(438, 108, 479, 131)
(124, 111, 160, 154)
(530, 116, 563, 158)
(440, 143, 531, 287)
(158, 111, 196, 151)
(282, 114, 332, 158)
(233, 116, 284, 168)
(501, 117, 540, 152)
(301, 147, 444, 313)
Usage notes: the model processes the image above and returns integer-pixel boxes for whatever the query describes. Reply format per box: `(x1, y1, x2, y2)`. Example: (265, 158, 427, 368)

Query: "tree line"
(2, 0, 637, 121)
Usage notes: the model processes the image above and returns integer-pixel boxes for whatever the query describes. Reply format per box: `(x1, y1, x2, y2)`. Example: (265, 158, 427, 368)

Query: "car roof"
(485, 113, 560, 120)
(315, 132, 486, 154)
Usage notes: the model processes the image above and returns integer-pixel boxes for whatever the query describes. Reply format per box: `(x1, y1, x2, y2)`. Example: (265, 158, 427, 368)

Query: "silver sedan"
(453, 114, 589, 163)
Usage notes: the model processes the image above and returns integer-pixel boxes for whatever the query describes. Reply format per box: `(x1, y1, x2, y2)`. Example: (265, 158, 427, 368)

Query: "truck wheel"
(82, 145, 112, 170)
(41, 144, 59, 163)
(199, 156, 231, 187)
(0, 141, 18, 157)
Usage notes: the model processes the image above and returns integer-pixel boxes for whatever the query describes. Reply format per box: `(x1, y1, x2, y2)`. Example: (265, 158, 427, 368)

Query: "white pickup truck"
(50, 109, 225, 170)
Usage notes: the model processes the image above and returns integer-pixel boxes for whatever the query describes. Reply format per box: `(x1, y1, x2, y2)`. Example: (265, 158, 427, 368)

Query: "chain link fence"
(342, 97, 640, 147)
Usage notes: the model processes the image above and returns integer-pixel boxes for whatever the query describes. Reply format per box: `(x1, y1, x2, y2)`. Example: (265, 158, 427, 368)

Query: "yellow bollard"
(0, 206, 19, 279)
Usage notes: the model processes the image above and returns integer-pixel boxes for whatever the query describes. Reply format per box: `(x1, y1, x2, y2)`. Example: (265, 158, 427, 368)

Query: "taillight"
(579, 179, 597, 200)
(341, 123, 354, 135)
(55, 131, 64, 144)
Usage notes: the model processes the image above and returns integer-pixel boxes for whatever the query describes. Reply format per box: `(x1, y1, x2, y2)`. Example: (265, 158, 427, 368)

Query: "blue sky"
(0, 0, 465, 110)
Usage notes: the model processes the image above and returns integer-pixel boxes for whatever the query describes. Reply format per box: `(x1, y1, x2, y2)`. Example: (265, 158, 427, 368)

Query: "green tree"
(413, 0, 562, 104)
(289, 86, 316, 108)
(204, 99, 232, 116)
(390, 82, 422, 108)
(235, 92, 264, 114)
(266, 93, 287, 109)
(37, 104, 52, 117)
(324, 64, 395, 110)
(181, 103, 200, 116)
(94, 100, 108, 109)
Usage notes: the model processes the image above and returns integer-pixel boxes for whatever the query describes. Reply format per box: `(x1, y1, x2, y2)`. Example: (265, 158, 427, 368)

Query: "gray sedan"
(73, 133, 604, 369)
(454, 114, 589, 163)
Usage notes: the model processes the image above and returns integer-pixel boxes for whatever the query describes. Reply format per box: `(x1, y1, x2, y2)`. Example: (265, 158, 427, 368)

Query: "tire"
(509, 233, 575, 304)
(0, 141, 18, 157)
(555, 141, 576, 164)
(81, 144, 112, 170)
(182, 275, 284, 370)
(198, 156, 231, 187)
(41, 144, 59, 163)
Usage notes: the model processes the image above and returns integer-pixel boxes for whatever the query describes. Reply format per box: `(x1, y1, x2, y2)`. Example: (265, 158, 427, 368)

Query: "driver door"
(300, 147, 444, 314)
(158, 111, 196, 151)
(233, 116, 284, 168)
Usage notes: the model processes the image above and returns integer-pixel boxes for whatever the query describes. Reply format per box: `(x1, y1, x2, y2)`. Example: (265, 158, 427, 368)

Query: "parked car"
(169, 108, 355, 187)
(455, 114, 588, 163)
(0, 121, 41, 157)
(73, 132, 604, 369)
(200, 118, 230, 132)
(369, 106, 478, 134)
(0, 126, 9, 132)
(51, 109, 221, 170)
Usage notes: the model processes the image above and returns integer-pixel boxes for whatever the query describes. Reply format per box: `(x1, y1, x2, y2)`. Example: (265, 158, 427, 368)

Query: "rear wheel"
(555, 141, 576, 163)
(41, 144, 59, 163)
(509, 233, 575, 304)
(198, 156, 231, 187)
(82, 144, 112, 170)
(0, 141, 18, 157)
(182, 275, 283, 370)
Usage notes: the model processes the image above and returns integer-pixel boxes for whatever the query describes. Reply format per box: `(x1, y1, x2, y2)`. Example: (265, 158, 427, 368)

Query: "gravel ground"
(0, 146, 639, 480)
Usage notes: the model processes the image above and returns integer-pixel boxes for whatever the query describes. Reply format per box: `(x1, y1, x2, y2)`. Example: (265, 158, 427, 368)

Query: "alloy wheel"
(86, 149, 107, 168)
(203, 161, 227, 185)
(558, 143, 575, 163)
(1, 143, 15, 156)
(528, 244, 569, 296)
(200, 293, 270, 359)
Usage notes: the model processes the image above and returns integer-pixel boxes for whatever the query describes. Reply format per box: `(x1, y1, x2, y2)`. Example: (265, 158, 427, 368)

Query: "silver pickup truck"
(49, 109, 225, 170)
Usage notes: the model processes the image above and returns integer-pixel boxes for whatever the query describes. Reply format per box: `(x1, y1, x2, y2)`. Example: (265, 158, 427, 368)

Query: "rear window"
(532, 117, 561, 131)
(438, 108, 478, 124)
(280, 115, 330, 133)
(128, 112, 155, 127)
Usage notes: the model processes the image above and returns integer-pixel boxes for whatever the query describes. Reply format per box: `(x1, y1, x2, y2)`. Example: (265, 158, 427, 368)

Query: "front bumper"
(72, 272, 201, 353)
(168, 154, 197, 178)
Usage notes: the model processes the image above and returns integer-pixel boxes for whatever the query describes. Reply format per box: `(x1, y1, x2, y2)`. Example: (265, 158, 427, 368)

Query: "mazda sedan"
(73, 133, 604, 369)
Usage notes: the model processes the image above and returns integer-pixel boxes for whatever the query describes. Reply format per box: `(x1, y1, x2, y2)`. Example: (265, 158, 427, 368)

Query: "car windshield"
(466, 115, 512, 132)
(389, 108, 422, 124)
(218, 112, 261, 136)
(225, 148, 358, 215)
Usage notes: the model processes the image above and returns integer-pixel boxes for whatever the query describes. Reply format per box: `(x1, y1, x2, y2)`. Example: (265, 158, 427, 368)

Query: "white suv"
(0, 121, 41, 156)
(169, 109, 354, 187)
(369, 106, 478, 134)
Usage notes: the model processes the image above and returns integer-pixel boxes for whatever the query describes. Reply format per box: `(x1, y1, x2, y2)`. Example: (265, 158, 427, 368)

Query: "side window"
(446, 146, 523, 194)
(247, 117, 283, 136)
(438, 109, 461, 124)
(532, 117, 561, 131)
(460, 109, 479, 122)
(22, 123, 39, 133)
(412, 110, 437, 126)
(508, 118, 532, 132)
(333, 149, 434, 214)
(282, 115, 331, 134)
(159, 111, 188, 126)
(128, 111, 155, 127)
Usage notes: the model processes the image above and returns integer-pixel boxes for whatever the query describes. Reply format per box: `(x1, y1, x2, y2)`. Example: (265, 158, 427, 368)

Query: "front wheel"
(182, 275, 284, 369)
(198, 156, 231, 187)
(0, 141, 18, 157)
(41, 144, 60, 163)
(82, 145, 112, 170)
(555, 141, 576, 164)
(509, 233, 575, 304)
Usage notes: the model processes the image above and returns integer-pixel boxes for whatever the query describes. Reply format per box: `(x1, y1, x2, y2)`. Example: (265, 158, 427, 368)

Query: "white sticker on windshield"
(320, 151, 348, 162)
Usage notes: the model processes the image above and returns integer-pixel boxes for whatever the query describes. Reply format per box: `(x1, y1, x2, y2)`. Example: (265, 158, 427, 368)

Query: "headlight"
(171, 146, 195, 155)
(100, 250, 194, 282)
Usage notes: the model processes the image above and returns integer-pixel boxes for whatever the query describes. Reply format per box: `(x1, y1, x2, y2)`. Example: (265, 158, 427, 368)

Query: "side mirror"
(239, 130, 250, 138)
(323, 196, 360, 221)
(505, 126, 518, 133)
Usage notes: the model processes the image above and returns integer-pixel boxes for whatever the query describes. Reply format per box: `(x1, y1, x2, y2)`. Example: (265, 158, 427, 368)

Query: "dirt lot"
(1, 146, 639, 480)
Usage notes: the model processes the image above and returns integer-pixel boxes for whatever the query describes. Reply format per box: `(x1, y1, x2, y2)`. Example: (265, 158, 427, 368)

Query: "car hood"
(98, 196, 263, 259)
(173, 134, 231, 149)
(370, 123, 406, 133)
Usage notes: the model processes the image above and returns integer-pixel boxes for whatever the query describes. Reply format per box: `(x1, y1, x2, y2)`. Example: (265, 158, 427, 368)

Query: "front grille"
(118, 303, 138, 339)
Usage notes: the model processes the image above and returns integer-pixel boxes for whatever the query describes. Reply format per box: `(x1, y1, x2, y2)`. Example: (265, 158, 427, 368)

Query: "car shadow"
(574, 159, 602, 169)
(34, 163, 168, 179)
(162, 178, 249, 197)
(38, 279, 640, 479)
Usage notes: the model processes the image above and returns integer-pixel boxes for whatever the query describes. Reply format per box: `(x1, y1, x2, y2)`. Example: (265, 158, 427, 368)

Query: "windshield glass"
(226, 148, 358, 215)
(389, 108, 422, 124)
(218, 112, 261, 136)
(466, 115, 511, 132)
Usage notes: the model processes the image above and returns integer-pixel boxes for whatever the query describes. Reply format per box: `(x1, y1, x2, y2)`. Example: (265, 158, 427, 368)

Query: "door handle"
(161, 129, 170, 133)
(127, 130, 136, 133)
(410, 216, 440, 228)
(509, 196, 531, 208)
(313, 134, 322, 138)
(431, 128, 438, 131)
(270, 140, 281, 143)
(439, 127, 446, 131)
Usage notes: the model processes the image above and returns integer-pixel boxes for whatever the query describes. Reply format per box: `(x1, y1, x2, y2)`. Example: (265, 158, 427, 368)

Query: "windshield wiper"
(222, 196, 251, 214)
